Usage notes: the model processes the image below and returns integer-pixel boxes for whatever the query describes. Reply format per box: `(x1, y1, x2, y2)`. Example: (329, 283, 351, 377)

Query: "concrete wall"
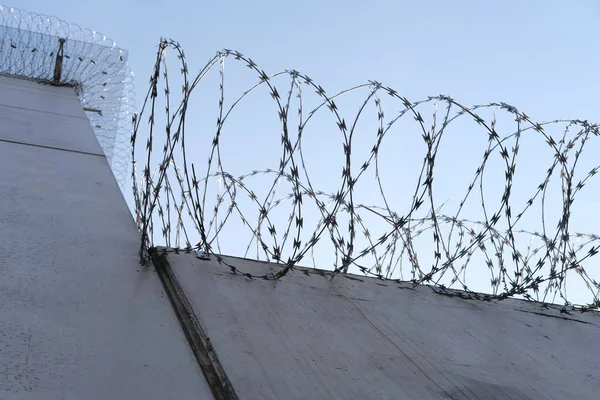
(167, 252, 600, 400)
(4, 73, 598, 400)
(0, 76, 213, 399)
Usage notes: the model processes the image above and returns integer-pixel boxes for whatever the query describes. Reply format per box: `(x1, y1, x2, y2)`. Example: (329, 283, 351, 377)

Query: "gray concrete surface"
(168, 253, 600, 400)
(0, 77, 104, 156)
(0, 76, 213, 399)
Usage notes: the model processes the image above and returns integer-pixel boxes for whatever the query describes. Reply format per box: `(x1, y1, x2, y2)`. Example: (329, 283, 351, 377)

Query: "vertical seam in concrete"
(150, 250, 239, 400)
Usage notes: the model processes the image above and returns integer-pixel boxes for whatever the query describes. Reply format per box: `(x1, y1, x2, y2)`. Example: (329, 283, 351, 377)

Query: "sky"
(13, 0, 600, 122)
(10, 0, 600, 305)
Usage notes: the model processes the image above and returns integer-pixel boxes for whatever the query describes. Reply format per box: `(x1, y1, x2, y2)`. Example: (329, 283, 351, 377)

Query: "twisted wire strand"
(0, 5, 135, 185)
(134, 40, 600, 311)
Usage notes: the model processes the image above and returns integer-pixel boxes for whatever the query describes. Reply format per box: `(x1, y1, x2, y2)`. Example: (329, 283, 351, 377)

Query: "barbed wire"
(133, 39, 600, 311)
(0, 4, 134, 186)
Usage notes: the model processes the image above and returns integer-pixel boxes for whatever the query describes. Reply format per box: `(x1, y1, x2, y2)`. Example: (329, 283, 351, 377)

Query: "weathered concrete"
(167, 252, 600, 400)
(0, 77, 104, 156)
(0, 76, 213, 399)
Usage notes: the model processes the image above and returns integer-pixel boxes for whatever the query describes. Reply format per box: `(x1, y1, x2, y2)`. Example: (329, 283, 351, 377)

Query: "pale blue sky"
(12, 0, 600, 304)
(15, 0, 600, 122)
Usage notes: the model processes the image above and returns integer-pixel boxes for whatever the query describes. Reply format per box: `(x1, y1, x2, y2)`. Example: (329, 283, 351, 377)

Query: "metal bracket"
(53, 38, 65, 83)
(83, 107, 103, 116)
(195, 250, 210, 260)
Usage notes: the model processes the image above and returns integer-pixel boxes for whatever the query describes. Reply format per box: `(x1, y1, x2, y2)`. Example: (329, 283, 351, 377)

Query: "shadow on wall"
(443, 378, 536, 400)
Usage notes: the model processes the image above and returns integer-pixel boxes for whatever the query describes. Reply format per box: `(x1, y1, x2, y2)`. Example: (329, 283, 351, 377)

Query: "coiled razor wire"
(133, 39, 600, 311)
(0, 5, 135, 186)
